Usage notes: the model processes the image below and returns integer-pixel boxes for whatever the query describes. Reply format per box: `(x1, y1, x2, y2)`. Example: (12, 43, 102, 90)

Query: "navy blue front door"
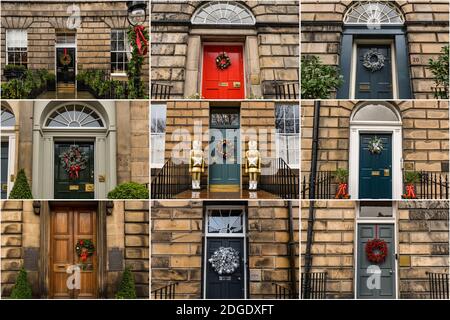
(357, 224, 396, 299)
(356, 45, 393, 99)
(205, 237, 245, 299)
(359, 134, 392, 199)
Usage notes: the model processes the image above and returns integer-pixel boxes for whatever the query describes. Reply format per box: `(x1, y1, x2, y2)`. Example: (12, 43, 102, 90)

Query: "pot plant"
(115, 267, 137, 299)
(301, 55, 343, 99)
(334, 168, 350, 199)
(10, 268, 33, 299)
(402, 171, 421, 199)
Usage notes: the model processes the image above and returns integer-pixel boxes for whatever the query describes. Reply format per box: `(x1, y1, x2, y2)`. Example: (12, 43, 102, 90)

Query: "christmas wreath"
(363, 50, 385, 72)
(59, 145, 87, 179)
(216, 52, 231, 70)
(365, 239, 388, 264)
(75, 239, 95, 263)
(216, 140, 233, 159)
(59, 49, 72, 66)
(208, 247, 240, 275)
(368, 136, 384, 154)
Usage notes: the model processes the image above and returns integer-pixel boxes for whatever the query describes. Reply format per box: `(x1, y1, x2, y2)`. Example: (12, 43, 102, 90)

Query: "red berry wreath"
(365, 238, 388, 264)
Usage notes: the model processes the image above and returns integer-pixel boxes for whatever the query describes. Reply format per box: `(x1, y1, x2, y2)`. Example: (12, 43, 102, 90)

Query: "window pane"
(46, 105, 104, 128)
(207, 209, 243, 234)
(359, 202, 393, 218)
(151, 105, 167, 134)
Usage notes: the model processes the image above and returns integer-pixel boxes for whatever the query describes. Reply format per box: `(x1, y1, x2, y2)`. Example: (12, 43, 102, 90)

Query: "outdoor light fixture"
(127, 1, 147, 26)
(33, 201, 41, 215)
(106, 201, 114, 216)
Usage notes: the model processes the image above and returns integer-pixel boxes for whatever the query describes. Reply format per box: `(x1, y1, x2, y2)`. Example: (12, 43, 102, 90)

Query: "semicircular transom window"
(352, 104, 400, 122)
(344, 1, 405, 25)
(1, 106, 16, 127)
(45, 105, 104, 128)
(191, 1, 256, 25)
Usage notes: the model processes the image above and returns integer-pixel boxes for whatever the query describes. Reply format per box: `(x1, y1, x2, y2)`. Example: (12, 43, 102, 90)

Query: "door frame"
(349, 124, 402, 200)
(1, 133, 16, 198)
(39, 201, 107, 298)
(55, 39, 77, 85)
(353, 202, 398, 299)
(350, 39, 398, 99)
(200, 42, 246, 99)
(202, 205, 247, 299)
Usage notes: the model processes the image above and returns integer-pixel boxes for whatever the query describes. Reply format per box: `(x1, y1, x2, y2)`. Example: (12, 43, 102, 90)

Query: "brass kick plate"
(69, 185, 80, 191)
(359, 83, 370, 91)
(233, 82, 241, 88)
(218, 82, 228, 87)
(85, 184, 95, 192)
(384, 169, 390, 177)
(371, 171, 380, 176)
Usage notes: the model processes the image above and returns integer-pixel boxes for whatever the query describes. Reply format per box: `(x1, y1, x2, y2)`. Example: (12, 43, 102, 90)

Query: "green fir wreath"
(216, 52, 231, 70)
(368, 136, 384, 154)
(75, 239, 95, 263)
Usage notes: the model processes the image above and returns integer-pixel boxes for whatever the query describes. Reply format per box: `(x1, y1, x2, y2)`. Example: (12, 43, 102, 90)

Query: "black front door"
(205, 237, 245, 299)
(356, 45, 393, 99)
(1, 141, 9, 199)
(56, 47, 76, 84)
(54, 142, 94, 199)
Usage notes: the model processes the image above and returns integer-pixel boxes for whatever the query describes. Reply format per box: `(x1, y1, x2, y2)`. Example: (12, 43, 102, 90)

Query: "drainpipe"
(304, 100, 321, 299)
(287, 201, 297, 298)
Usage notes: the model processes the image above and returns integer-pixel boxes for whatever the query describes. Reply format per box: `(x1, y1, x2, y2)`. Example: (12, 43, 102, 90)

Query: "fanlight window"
(191, 1, 255, 25)
(1, 106, 16, 127)
(207, 208, 244, 234)
(344, 1, 405, 25)
(352, 103, 400, 122)
(46, 105, 104, 128)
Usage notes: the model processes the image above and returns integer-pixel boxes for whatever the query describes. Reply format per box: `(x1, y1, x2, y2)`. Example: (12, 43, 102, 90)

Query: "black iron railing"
(151, 82, 173, 99)
(408, 171, 449, 199)
(426, 272, 449, 299)
(272, 283, 296, 299)
(152, 282, 179, 299)
(301, 272, 328, 299)
(432, 86, 449, 99)
(273, 81, 299, 99)
(151, 159, 190, 199)
(301, 171, 334, 199)
(259, 158, 299, 199)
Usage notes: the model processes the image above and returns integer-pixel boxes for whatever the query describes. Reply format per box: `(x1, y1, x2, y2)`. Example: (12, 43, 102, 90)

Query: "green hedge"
(1, 69, 54, 99)
(107, 182, 149, 199)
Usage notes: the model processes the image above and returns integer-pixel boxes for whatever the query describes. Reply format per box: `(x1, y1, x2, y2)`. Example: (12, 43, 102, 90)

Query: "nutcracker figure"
(189, 140, 204, 190)
(245, 140, 261, 190)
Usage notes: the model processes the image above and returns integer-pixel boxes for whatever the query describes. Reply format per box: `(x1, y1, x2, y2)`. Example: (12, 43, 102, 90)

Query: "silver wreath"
(362, 50, 385, 72)
(208, 247, 240, 275)
(368, 136, 384, 154)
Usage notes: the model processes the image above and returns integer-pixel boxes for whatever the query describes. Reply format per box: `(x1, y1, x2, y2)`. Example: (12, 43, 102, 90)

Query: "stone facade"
(301, 0, 450, 99)
(151, 200, 299, 299)
(0, 200, 149, 299)
(151, 1, 299, 99)
(0, 1, 149, 85)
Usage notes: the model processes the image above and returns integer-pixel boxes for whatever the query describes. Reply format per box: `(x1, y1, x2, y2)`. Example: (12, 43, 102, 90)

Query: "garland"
(127, 25, 149, 99)
(216, 140, 233, 159)
(216, 52, 231, 70)
(208, 247, 240, 275)
(365, 239, 388, 264)
(363, 50, 385, 72)
(75, 239, 95, 265)
(59, 145, 87, 179)
(368, 136, 384, 154)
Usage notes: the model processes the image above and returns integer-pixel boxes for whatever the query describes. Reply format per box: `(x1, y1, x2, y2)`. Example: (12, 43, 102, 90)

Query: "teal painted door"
(359, 134, 392, 199)
(357, 224, 395, 299)
(209, 108, 240, 186)
(54, 142, 95, 199)
(356, 45, 393, 99)
(1, 142, 8, 199)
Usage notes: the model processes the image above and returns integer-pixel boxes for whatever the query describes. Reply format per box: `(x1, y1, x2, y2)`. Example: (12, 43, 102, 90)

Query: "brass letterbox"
(359, 83, 370, 91)
(218, 82, 228, 87)
(69, 185, 80, 191)
(371, 171, 380, 176)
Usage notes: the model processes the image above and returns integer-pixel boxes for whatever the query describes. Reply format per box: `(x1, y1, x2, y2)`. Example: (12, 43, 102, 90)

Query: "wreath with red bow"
(60, 145, 87, 179)
(365, 239, 388, 264)
(75, 239, 95, 264)
(59, 49, 72, 66)
(216, 52, 231, 70)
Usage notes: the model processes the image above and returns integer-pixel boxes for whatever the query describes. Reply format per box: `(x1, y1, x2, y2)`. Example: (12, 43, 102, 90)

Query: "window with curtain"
(275, 104, 299, 168)
(6, 29, 27, 67)
(151, 104, 167, 167)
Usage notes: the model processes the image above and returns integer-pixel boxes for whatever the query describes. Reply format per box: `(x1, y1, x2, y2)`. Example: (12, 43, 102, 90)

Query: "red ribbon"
(80, 252, 88, 262)
(335, 183, 350, 199)
(134, 25, 148, 56)
(403, 184, 417, 199)
(69, 165, 81, 179)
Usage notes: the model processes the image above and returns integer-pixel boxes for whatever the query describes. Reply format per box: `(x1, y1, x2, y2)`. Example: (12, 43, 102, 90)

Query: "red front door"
(202, 45, 245, 99)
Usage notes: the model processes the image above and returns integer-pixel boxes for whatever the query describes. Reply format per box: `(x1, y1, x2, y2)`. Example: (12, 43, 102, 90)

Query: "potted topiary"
(107, 182, 149, 199)
(4, 64, 27, 81)
(115, 267, 137, 299)
(402, 171, 421, 199)
(334, 168, 350, 199)
(10, 268, 33, 299)
(428, 45, 449, 99)
(8, 169, 33, 199)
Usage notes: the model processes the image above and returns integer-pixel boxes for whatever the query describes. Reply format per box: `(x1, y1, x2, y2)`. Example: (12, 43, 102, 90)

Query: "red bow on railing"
(134, 25, 148, 56)
(335, 183, 350, 199)
(403, 184, 417, 199)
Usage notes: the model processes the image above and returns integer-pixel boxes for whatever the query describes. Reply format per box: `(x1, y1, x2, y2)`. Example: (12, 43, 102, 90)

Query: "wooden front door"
(205, 237, 245, 299)
(202, 45, 245, 99)
(359, 133, 392, 199)
(54, 142, 95, 199)
(357, 224, 396, 299)
(1, 141, 8, 199)
(355, 45, 393, 99)
(50, 206, 97, 299)
(56, 47, 76, 84)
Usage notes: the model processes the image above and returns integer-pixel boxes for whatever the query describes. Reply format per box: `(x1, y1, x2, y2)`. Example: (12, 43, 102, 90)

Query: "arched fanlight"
(344, 1, 405, 25)
(352, 103, 400, 122)
(45, 104, 104, 128)
(191, 1, 256, 25)
(1, 106, 16, 127)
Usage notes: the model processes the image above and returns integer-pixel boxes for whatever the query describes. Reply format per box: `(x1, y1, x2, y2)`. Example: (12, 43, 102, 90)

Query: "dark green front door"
(54, 142, 94, 199)
(209, 108, 240, 187)
(356, 45, 393, 99)
(1, 141, 8, 199)
(357, 224, 395, 299)
(56, 47, 76, 84)
(359, 133, 392, 199)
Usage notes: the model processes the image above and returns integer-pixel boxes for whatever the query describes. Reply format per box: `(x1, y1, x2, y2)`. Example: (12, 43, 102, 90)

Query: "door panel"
(209, 128, 240, 185)
(1, 141, 9, 199)
(355, 45, 393, 99)
(54, 142, 95, 199)
(50, 207, 97, 299)
(56, 47, 76, 83)
(359, 134, 392, 199)
(357, 224, 395, 299)
(202, 45, 244, 99)
(205, 238, 245, 299)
